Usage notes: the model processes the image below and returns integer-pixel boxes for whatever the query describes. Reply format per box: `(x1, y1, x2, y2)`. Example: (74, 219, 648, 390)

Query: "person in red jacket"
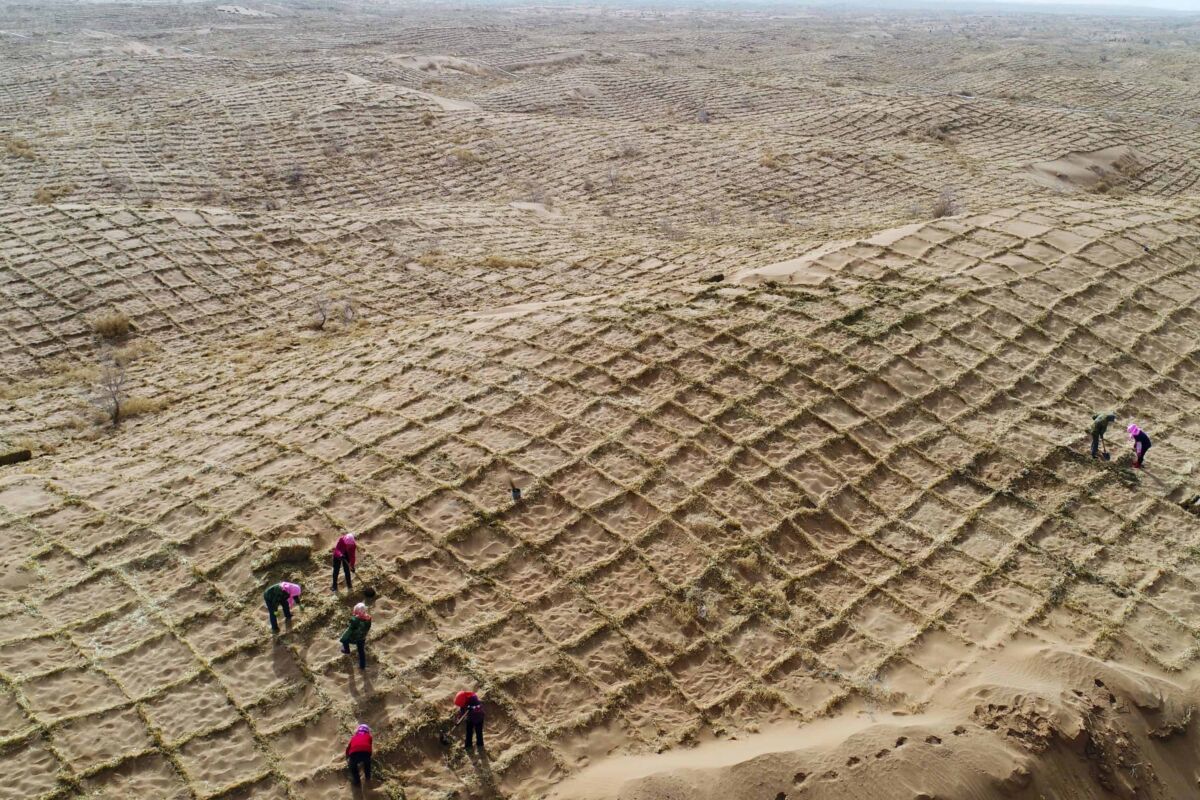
(455, 693, 485, 750)
(331, 533, 357, 592)
(345, 723, 372, 785)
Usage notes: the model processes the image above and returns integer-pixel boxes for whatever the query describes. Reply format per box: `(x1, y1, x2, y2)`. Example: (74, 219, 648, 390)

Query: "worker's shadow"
(467, 748, 499, 798)
(342, 655, 376, 703)
(270, 634, 295, 678)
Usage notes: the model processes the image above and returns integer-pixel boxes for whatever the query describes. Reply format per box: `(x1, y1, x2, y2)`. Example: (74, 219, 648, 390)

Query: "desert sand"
(2, 2, 1200, 799)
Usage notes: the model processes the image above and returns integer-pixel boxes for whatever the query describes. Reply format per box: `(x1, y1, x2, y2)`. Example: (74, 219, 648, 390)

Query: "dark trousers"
(332, 556, 352, 591)
(465, 719, 484, 748)
(1135, 442, 1150, 466)
(1091, 432, 1102, 457)
(266, 599, 291, 633)
(342, 640, 366, 668)
(347, 751, 371, 783)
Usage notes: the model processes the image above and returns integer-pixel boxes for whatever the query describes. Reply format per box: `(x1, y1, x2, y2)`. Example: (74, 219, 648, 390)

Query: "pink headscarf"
(353, 602, 371, 620)
(280, 581, 302, 608)
(1127, 423, 1141, 438)
(356, 723, 371, 735)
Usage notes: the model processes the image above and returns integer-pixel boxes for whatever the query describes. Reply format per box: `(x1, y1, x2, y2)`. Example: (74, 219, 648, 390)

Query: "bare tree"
(605, 166, 621, 190)
(312, 297, 332, 330)
(91, 362, 128, 426)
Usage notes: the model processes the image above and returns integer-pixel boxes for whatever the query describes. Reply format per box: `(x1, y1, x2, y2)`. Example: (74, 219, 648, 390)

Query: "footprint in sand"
(895, 736, 908, 747)
(793, 772, 809, 786)
(925, 735, 942, 745)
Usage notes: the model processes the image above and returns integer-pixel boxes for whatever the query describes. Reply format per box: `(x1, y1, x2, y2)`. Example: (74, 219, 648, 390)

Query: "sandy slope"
(556, 643, 1200, 800)
(2, 4, 1200, 800)
(4, 196, 1200, 800)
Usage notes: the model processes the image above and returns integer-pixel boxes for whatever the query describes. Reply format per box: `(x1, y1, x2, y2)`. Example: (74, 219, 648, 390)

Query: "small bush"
(616, 142, 641, 159)
(449, 147, 481, 164)
(482, 254, 535, 269)
(416, 249, 443, 267)
(910, 123, 956, 144)
(931, 187, 961, 218)
(113, 340, 155, 367)
(119, 396, 168, 419)
(91, 312, 132, 339)
(2, 135, 37, 160)
(89, 363, 128, 426)
(283, 164, 306, 188)
(759, 148, 783, 169)
(33, 184, 74, 204)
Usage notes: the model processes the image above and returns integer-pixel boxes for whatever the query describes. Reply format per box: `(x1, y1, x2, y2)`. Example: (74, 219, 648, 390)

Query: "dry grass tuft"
(91, 312, 132, 339)
(449, 146, 482, 164)
(3, 134, 38, 160)
(482, 254, 535, 269)
(119, 395, 169, 419)
(759, 147, 784, 169)
(930, 187, 961, 218)
(910, 122, 956, 144)
(33, 183, 75, 204)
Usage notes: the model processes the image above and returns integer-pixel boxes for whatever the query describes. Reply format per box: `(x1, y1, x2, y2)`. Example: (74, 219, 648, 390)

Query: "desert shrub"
(482, 254, 535, 269)
(308, 297, 356, 329)
(33, 184, 74, 204)
(697, 109, 712, 123)
(612, 141, 641, 159)
(416, 248, 443, 266)
(113, 340, 155, 367)
(105, 173, 131, 193)
(910, 123, 956, 144)
(311, 297, 332, 330)
(420, 111, 435, 127)
(119, 396, 168, 419)
(759, 148, 783, 169)
(2, 135, 37, 160)
(91, 312, 132, 339)
(89, 363, 128, 426)
(283, 164, 306, 188)
(449, 146, 481, 164)
(931, 187, 961, 218)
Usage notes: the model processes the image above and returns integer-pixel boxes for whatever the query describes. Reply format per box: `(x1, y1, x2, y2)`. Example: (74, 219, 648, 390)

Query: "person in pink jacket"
(331, 533, 357, 592)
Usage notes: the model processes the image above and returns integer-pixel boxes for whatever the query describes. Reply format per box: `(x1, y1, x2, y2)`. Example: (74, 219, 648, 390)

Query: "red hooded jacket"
(346, 729, 372, 755)
(332, 534, 357, 568)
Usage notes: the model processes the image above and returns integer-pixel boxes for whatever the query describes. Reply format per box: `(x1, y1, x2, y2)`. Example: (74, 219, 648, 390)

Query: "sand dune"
(1027, 146, 1150, 194)
(558, 644, 1200, 800)
(2, 4, 1200, 799)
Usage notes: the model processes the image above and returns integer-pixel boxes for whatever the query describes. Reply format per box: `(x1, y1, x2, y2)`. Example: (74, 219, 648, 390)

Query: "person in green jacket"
(340, 602, 372, 669)
(1090, 412, 1116, 459)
